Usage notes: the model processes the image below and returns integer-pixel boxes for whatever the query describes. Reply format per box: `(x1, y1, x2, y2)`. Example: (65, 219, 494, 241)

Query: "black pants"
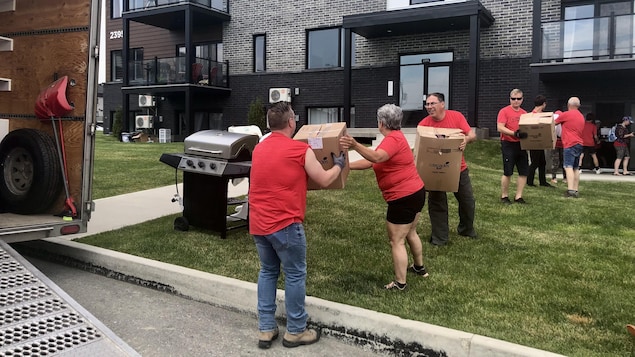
(527, 150, 547, 185)
(428, 169, 476, 245)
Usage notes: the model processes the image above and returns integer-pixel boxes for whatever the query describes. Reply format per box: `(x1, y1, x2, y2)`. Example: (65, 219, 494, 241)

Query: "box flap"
(519, 112, 554, 124)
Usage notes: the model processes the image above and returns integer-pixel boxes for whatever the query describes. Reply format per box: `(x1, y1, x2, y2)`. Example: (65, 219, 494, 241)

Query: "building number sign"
(109, 30, 124, 40)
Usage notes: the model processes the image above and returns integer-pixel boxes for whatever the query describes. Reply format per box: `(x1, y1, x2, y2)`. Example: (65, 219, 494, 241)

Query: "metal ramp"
(0, 241, 139, 356)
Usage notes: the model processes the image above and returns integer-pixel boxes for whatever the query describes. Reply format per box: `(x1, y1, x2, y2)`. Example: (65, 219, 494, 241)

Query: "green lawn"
(82, 133, 635, 356)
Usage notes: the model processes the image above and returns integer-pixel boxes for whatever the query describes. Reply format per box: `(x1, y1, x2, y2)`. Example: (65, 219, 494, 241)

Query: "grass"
(81, 133, 635, 356)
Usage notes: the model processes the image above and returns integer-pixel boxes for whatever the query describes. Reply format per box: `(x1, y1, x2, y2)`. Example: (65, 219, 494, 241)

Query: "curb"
(20, 238, 565, 357)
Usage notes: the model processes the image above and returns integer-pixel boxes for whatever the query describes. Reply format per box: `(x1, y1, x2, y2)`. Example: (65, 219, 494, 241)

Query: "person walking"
(526, 95, 553, 187)
(340, 104, 428, 290)
(497, 88, 529, 204)
(579, 112, 601, 174)
(418, 92, 477, 246)
(249, 101, 346, 349)
(613, 116, 634, 175)
(554, 97, 585, 197)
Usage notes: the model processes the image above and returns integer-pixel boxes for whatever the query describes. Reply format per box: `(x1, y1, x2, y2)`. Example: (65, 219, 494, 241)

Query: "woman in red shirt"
(340, 104, 427, 291)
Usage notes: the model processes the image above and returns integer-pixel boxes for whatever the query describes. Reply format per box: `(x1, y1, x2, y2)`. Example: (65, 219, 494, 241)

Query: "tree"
(247, 97, 267, 134)
(111, 108, 123, 141)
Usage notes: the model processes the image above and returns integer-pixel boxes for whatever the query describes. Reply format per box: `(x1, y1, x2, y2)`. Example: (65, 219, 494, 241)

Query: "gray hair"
(567, 97, 580, 107)
(377, 104, 402, 130)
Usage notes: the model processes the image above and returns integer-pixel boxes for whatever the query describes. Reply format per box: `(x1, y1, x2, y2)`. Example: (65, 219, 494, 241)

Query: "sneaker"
(258, 328, 279, 349)
(384, 281, 407, 291)
(282, 328, 321, 348)
(564, 190, 578, 198)
(410, 264, 429, 277)
(501, 197, 512, 205)
(594, 167, 601, 174)
(514, 197, 526, 204)
(550, 178, 558, 184)
(526, 183, 536, 187)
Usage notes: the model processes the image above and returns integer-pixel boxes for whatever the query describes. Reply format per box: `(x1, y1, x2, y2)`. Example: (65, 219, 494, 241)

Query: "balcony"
(541, 13, 635, 62)
(127, 0, 227, 13)
(127, 56, 228, 87)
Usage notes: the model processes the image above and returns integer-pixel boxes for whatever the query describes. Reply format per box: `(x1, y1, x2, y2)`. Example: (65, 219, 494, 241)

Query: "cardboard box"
(413, 126, 465, 192)
(293, 122, 349, 190)
(518, 112, 556, 150)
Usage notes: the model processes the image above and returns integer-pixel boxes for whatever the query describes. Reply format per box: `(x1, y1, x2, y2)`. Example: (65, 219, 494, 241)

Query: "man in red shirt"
(418, 92, 477, 246)
(554, 97, 585, 197)
(249, 101, 345, 349)
(497, 88, 529, 204)
(579, 112, 600, 174)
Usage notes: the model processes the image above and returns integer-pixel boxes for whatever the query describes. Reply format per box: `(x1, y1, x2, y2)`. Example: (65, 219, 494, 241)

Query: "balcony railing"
(128, 56, 229, 87)
(541, 13, 635, 62)
(127, 0, 227, 13)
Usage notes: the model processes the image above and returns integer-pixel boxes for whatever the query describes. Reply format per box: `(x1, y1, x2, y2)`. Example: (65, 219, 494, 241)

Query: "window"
(307, 28, 355, 69)
(111, 50, 123, 82)
(112, 0, 122, 19)
(254, 34, 266, 72)
(308, 107, 355, 126)
(129, 48, 144, 83)
(411, 0, 443, 4)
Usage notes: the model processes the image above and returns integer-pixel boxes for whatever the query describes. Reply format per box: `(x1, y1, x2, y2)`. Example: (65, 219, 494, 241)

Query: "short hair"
(586, 112, 595, 121)
(427, 92, 445, 103)
(377, 104, 402, 130)
(568, 97, 581, 107)
(266, 102, 293, 130)
(534, 95, 546, 107)
(510, 88, 523, 97)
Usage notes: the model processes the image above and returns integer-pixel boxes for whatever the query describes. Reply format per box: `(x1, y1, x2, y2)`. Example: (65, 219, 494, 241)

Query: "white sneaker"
(594, 168, 601, 174)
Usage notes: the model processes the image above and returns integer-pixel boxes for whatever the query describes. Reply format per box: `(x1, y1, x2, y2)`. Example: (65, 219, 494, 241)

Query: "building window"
(410, 0, 443, 5)
(308, 107, 355, 126)
(307, 27, 355, 69)
(129, 48, 144, 83)
(112, 0, 122, 19)
(399, 52, 452, 112)
(254, 34, 266, 72)
(111, 50, 123, 82)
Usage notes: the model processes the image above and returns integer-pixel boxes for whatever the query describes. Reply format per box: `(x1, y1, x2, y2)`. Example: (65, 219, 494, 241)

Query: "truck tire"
(0, 128, 63, 214)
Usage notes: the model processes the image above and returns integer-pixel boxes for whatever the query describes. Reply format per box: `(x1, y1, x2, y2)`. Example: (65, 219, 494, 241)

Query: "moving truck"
(0, 0, 100, 242)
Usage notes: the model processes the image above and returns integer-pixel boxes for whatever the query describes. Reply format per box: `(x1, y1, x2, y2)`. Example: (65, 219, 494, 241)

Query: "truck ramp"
(0, 241, 139, 356)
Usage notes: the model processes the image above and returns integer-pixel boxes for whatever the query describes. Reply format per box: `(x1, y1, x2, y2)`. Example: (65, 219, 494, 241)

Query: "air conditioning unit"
(135, 115, 153, 129)
(268, 88, 292, 103)
(138, 95, 155, 107)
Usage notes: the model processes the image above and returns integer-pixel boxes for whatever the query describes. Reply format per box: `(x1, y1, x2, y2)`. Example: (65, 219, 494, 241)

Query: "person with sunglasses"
(497, 88, 529, 204)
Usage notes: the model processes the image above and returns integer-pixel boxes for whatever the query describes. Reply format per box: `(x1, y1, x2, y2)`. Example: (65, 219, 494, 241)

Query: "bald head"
(567, 97, 580, 108)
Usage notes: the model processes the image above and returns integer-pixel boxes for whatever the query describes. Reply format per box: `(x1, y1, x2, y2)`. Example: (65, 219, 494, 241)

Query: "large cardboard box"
(293, 122, 349, 190)
(414, 126, 465, 192)
(518, 112, 556, 150)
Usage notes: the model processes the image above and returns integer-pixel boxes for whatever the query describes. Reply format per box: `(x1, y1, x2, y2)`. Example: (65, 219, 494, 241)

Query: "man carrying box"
(554, 97, 585, 198)
(497, 88, 529, 204)
(418, 92, 477, 246)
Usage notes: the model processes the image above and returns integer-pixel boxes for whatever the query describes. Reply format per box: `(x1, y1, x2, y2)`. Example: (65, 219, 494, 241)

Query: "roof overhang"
(531, 59, 635, 82)
(123, 3, 230, 30)
(342, 1, 494, 38)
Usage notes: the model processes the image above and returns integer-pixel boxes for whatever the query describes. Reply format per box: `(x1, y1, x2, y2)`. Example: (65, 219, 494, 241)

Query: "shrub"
(111, 108, 123, 141)
(247, 97, 267, 133)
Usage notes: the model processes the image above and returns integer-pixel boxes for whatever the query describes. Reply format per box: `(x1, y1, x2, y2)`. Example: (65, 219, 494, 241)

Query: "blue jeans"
(563, 144, 583, 169)
(253, 222, 307, 334)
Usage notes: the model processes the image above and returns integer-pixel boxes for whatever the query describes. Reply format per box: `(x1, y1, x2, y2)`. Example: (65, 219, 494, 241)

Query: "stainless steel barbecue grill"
(160, 130, 259, 238)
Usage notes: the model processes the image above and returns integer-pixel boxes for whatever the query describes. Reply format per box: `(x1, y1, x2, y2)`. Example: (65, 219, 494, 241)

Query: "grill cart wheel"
(174, 216, 189, 231)
(0, 129, 63, 214)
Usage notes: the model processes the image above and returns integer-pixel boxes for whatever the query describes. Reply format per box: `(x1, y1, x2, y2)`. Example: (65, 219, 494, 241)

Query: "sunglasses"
(510, 97, 523, 101)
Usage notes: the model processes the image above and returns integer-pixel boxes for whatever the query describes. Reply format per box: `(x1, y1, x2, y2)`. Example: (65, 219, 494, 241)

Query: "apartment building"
(102, 0, 635, 165)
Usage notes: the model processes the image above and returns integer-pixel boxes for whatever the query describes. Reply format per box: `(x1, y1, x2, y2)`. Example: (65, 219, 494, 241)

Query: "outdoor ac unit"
(268, 88, 291, 103)
(138, 95, 155, 107)
(135, 115, 153, 129)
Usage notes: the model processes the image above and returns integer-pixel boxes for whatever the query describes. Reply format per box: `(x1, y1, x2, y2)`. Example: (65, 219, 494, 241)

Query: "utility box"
(159, 128, 172, 143)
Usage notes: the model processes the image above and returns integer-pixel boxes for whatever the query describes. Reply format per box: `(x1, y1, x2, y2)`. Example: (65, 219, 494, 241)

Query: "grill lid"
(184, 130, 259, 160)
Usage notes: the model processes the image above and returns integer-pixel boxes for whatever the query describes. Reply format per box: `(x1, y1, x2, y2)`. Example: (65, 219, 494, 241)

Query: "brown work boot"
(257, 328, 279, 349)
(282, 328, 321, 348)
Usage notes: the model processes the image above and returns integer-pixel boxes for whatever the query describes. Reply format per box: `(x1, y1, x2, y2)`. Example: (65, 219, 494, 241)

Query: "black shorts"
(501, 140, 529, 177)
(582, 146, 596, 155)
(386, 188, 426, 224)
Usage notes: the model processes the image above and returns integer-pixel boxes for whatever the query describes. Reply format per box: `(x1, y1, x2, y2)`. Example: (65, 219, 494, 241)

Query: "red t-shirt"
(582, 121, 597, 147)
(373, 130, 424, 202)
(554, 110, 584, 148)
(418, 110, 471, 172)
(249, 132, 309, 235)
(497, 105, 526, 142)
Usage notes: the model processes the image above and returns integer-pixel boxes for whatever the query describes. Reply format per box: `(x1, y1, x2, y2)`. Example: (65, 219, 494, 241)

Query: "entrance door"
(399, 52, 452, 127)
